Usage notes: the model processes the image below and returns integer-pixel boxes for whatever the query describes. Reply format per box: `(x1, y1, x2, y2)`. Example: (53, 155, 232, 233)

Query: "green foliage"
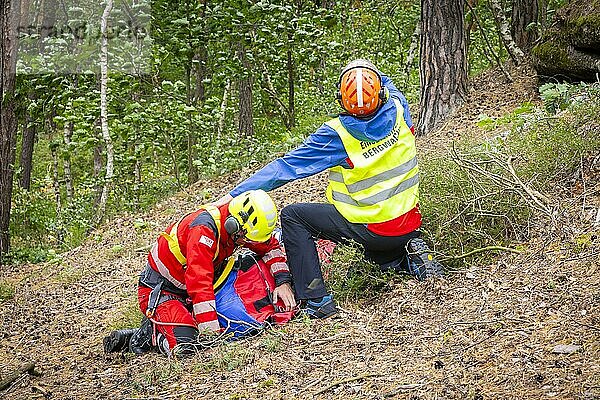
(322, 241, 396, 303)
(476, 102, 535, 130)
(420, 83, 600, 266)
(108, 298, 144, 331)
(0, 281, 15, 303)
(539, 82, 576, 113)
(195, 343, 253, 372)
(10, 0, 510, 263)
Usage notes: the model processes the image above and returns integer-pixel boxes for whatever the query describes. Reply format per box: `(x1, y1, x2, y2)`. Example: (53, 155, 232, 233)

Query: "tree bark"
(19, 102, 36, 190)
(489, 0, 526, 64)
(92, 138, 104, 208)
(217, 79, 231, 138)
(418, 0, 468, 136)
(187, 0, 208, 186)
(62, 120, 74, 201)
(405, 20, 421, 77)
(287, 33, 295, 128)
(0, 0, 21, 258)
(185, 62, 198, 185)
(531, 0, 600, 82)
(511, 0, 539, 51)
(237, 44, 254, 138)
(133, 141, 141, 208)
(50, 142, 63, 244)
(95, 0, 114, 225)
(37, 0, 57, 52)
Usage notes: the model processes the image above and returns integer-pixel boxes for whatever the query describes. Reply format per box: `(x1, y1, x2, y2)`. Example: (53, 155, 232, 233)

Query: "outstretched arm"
(213, 124, 349, 202)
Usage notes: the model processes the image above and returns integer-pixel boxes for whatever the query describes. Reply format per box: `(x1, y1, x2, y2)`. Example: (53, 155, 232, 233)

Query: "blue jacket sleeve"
(381, 74, 414, 129)
(230, 124, 350, 196)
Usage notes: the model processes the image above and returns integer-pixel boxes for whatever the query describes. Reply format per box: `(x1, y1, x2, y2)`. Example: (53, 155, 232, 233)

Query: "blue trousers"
(280, 203, 419, 300)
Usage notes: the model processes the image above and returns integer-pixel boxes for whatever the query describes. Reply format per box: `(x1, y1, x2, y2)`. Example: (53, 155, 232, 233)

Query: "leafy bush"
(420, 83, 600, 267)
(322, 241, 396, 303)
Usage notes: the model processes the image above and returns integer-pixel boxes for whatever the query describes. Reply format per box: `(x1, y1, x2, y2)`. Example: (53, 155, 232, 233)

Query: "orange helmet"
(336, 59, 388, 117)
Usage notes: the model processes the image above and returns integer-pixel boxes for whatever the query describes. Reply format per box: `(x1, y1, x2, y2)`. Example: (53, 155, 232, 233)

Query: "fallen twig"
(313, 373, 380, 396)
(301, 376, 325, 391)
(384, 383, 427, 397)
(0, 363, 37, 391)
(440, 245, 521, 262)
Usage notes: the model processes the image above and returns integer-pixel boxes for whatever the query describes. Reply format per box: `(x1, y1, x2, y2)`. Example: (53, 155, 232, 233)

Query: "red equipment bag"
(215, 252, 295, 337)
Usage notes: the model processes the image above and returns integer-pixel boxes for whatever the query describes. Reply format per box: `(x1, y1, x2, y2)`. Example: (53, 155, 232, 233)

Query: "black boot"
(103, 328, 138, 353)
(405, 237, 444, 280)
(129, 317, 154, 355)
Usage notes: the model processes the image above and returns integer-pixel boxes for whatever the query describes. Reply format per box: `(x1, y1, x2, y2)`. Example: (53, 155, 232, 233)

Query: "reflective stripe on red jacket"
(147, 203, 289, 332)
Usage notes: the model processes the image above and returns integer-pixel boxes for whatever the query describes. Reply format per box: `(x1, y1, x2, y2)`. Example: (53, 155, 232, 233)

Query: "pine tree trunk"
(37, 0, 57, 51)
(418, 0, 468, 136)
(511, 0, 539, 51)
(0, 0, 20, 258)
(63, 121, 74, 201)
(287, 33, 295, 128)
(19, 104, 36, 190)
(237, 44, 254, 138)
(95, 0, 114, 225)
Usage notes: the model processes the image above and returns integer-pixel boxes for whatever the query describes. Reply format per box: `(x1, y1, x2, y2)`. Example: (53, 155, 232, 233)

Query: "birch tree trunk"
(0, 0, 21, 258)
(217, 79, 231, 138)
(405, 21, 421, 77)
(95, 0, 114, 225)
(92, 140, 104, 208)
(418, 0, 468, 136)
(50, 143, 64, 244)
(489, 0, 526, 64)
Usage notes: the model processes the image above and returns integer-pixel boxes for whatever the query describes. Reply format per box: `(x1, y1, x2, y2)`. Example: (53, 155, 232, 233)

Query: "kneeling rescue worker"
(104, 190, 296, 356)
(214, 59, 444, 319)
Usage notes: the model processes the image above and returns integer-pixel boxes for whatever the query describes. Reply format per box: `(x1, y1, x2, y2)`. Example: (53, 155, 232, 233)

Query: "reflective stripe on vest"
(159, 205, 229, 289)
(325, 98, 419, 223)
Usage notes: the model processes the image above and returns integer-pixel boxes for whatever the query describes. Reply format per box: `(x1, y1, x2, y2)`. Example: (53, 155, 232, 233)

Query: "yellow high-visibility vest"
(160, 205, 234, 290)
(325, 99, 419, 223)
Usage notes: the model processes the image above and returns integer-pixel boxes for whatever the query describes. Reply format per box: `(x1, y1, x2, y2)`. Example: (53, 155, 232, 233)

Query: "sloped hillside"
(1, 65, 599, 400)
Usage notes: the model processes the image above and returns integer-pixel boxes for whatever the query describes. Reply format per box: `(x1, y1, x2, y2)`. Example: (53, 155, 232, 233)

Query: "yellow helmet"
(226, 190, 278, 242)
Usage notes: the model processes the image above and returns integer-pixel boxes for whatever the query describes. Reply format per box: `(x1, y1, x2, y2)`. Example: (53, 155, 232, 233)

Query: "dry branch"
(464, 0, 512, 81)
(313, 373, 381, 396)
(440, 245, 521, 261)
(0, 363, 36, 391)
(450, 145, 553, 217)
(384, 383, 427, 397)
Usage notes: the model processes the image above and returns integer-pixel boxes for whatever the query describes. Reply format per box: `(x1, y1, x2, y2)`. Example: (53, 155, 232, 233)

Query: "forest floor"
(1, 64, 599, 400)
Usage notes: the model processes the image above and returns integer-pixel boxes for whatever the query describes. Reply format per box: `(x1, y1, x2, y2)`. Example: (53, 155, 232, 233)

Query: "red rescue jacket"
(147, 203, 289, 332)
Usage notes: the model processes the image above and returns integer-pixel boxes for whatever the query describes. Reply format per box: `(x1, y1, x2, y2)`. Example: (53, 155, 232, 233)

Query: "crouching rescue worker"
(214, 59, 443, 319)
(104, 190, 296, 356)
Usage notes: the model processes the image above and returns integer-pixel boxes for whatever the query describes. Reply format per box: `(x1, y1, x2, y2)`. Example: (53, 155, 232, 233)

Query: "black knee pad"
(173, 325, 198, 344)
